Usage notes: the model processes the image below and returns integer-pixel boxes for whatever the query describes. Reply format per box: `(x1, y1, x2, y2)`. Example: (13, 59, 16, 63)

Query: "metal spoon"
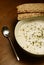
(2, 26, 20, 61)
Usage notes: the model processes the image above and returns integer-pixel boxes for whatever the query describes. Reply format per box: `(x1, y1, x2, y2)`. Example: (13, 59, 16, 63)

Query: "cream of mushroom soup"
(17, 21, 44, 55)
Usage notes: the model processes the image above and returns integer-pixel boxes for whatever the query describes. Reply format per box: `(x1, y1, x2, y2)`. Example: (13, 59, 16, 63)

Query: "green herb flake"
(32, 41, 34, 45)
(27, 45, 29, 48)
(22, 29, 24, 31)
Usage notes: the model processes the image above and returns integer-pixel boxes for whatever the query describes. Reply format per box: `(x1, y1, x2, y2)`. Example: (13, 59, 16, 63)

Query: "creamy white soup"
(17, 21, 44, 55)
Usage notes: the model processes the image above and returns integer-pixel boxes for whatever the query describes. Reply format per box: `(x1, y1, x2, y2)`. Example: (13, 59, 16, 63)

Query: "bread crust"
(18, 13, 44, 20)
(17, 3, 44, 13)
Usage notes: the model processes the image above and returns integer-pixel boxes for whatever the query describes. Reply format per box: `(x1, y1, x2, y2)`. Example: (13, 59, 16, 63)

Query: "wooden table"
(0, 0, 44, 65)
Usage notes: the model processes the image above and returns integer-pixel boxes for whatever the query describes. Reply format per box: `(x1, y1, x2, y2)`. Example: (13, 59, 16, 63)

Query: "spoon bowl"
(2, 26, 10, 37)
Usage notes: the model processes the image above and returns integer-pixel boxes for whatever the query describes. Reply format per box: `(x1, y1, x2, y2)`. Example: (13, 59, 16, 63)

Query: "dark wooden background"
(0, 0, 44, 65)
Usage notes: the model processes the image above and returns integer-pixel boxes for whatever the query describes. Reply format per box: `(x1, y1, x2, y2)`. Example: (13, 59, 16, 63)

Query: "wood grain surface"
(0, 0, 44, 65)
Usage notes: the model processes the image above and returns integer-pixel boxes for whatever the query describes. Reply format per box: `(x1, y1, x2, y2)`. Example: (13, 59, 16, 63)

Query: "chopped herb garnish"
(22, 29, 24, 31)
(39, 42, 42, 46)
(32, 41, 34, 45)
(27, 46, 29, 48)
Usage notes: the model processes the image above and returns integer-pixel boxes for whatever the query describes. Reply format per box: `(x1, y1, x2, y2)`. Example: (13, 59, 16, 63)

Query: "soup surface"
(17, 21, 44, 55)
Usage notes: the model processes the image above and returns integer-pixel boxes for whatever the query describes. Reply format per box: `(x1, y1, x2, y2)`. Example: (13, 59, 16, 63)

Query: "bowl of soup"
(14, 16, 44, 56)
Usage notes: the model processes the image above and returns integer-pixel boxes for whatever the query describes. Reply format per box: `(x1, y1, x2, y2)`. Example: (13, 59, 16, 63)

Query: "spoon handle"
(8, 37, 20, 61)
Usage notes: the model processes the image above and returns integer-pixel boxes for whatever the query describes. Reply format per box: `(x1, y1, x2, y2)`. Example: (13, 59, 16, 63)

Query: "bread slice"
(18, 13, 44, 20)
(17, 3, 44, 13)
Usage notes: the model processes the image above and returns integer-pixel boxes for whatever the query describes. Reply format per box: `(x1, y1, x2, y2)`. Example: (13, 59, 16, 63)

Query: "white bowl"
(14, 16, 44, 56)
